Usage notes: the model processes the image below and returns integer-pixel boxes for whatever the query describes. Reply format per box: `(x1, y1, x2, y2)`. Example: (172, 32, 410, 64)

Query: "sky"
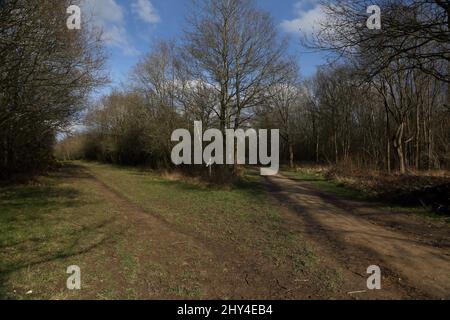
(81, 0, 328, 95)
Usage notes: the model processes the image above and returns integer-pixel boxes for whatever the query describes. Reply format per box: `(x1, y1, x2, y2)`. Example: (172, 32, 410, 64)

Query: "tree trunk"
(289, 142, 294, 169)
(387, 138, 392, 174)
(394, 123, 406, 174)
(316, 135, 320, 164)
(415, 103, 420, 170)
(334, 132, 339, 164)
(384, 99, 392, 174)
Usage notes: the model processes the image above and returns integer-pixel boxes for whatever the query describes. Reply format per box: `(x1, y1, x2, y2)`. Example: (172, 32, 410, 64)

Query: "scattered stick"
(347, 290, 367, 295)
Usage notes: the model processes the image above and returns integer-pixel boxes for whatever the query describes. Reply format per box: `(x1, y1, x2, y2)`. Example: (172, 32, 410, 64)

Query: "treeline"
(271, 63, 450, 172)
(0, 0, 105, 179)
(303, 0, 450, 173)
(59, 0, 449, 175)
(62, 0, 293, 174)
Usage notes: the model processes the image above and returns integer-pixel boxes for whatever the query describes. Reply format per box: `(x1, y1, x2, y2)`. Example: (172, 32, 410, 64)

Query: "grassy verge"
(281, 167, 450, 224)
(0, 165, 126, 299)
(281, 169, 369, 200)
(82, 162, 322, 274)
(0, 162, 342, 299)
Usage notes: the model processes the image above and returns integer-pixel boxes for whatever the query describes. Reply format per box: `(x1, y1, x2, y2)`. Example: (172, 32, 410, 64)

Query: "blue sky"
(82, 0, 327, 94)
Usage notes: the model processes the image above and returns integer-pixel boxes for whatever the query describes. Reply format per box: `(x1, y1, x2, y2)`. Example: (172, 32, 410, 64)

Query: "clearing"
(0, 162, 449, 299)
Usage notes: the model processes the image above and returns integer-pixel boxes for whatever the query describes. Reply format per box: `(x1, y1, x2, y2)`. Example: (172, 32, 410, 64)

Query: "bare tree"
(0, 0, 106, 178)
(183, 0, 291, 133)
(311, 0, 450, 84)
(264, 61, 301, 168)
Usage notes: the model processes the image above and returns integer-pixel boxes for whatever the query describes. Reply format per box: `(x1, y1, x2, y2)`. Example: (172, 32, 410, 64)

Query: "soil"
(265, 174, 450, 299)
(64, 164, 450, 299)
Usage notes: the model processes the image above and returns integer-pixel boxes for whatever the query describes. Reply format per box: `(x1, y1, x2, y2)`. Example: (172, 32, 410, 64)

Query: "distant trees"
(297, 0, 450, 172)
(261, 62, 301, 168)
(0, 0, 106, 179)
(288, 62, 449, 172)
(313, 0, 450, 83)
(78, 0, 294, 176)
(64, 0, 449, 176)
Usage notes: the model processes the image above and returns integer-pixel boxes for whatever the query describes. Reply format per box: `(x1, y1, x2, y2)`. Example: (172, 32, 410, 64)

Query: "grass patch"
(282, 169, 368, 200)
(83, 162, 282, 245)
(1, 161, 342, 299)
(281, 168, 450, 226)
(0, 165, 126, 299)
(82, 161, 335, 290)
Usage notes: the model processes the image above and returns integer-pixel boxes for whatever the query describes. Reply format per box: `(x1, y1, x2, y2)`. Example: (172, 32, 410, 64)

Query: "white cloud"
(103, 25, 140, 56)
(83, 0, 124, 23)
(280, 1, 325, 35)
(82, 0, 140, 56)
(132, 0, 160, 25)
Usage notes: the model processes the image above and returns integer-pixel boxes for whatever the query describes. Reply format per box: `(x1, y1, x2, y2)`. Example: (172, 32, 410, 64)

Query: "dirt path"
(68, 163, 450, 299)
(80, 167, 260, 299)
(79, 166, 330, 299)
(265, 174, 450, 299)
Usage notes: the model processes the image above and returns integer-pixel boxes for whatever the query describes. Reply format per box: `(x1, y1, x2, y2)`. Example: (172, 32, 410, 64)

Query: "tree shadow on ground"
(0, 164, 122, 299)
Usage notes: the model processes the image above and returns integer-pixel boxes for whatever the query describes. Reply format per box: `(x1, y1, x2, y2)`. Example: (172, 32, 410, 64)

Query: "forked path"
(79, 165, 335, 299)
(265, 174, 450, 299)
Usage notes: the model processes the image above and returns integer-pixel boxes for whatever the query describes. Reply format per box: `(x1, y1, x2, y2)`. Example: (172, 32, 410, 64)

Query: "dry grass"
(285, 163, 450, 213)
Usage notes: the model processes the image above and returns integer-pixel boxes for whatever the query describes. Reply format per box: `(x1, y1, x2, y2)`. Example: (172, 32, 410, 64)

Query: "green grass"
(281, 169, 369, 200)
(281, 168, 450, 225)
(82, 162, 344, 294)
(89, 163, 315, 267)
(0, 166, 126, 299)
(0, 161, 342, 299)
(83, 162, 281, 245)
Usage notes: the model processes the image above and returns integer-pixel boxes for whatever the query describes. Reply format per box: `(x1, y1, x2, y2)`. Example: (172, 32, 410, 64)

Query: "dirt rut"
(266, 174, 450, 299)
